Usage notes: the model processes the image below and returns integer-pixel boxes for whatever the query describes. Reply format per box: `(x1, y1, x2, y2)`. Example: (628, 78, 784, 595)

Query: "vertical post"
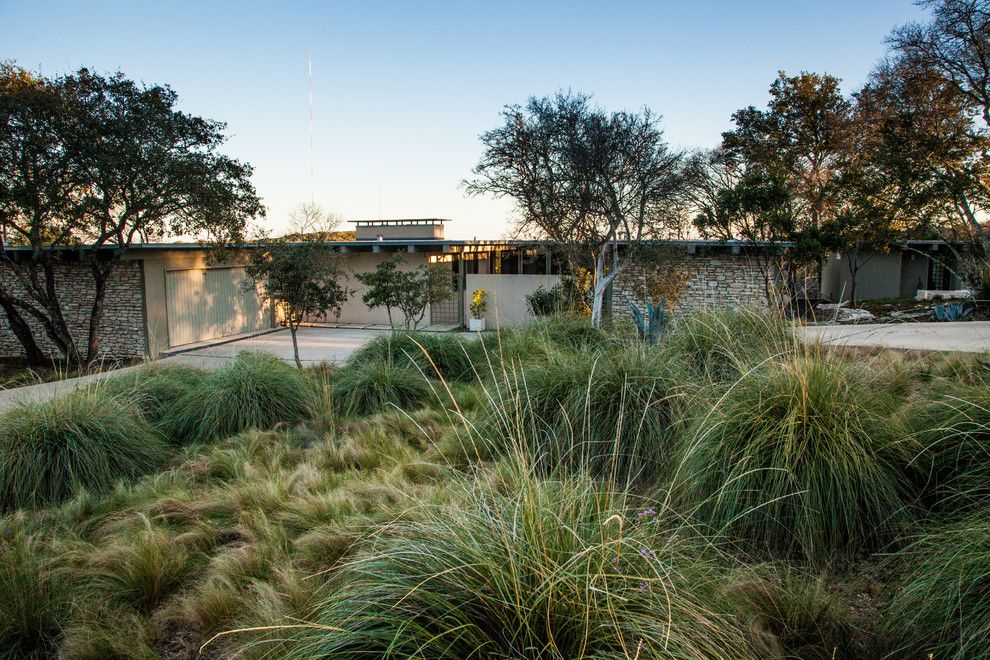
(458, 252, 466, 326)
(544, 248, 551, 275)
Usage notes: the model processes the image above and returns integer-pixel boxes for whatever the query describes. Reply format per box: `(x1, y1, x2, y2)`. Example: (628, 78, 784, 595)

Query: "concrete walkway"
(797, 321, 990, 354)
(0, 326, 382, 413)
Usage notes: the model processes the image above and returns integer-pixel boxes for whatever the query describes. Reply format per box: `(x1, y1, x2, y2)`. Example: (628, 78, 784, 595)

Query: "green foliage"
(932, 301, 972, 321)
(469, 288, 488, 320)
(332, 358, 434, 417)
(292, 473, 774, 659)
(883, 512, 990, 657)
(347, 331, 482, 383)
(161, 352, 316, 444)
(244, 238, 351, 366)
(905, 382, 990, 508)
(487, 343, 682, 483)
(525, 280, 585, 317)
(662, 306, 791, 383)
(676, 352, 917, 564)
(102, 364, 207, 427)
(628, 298, 666, 344)
(0, 389, 168, 511)
(357, 254, 452, 329)
(0, 532, 70, 659)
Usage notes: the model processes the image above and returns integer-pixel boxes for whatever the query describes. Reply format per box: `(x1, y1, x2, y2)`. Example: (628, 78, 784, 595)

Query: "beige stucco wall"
(466, 274, 561, 328)
(332, 250, 430, 325)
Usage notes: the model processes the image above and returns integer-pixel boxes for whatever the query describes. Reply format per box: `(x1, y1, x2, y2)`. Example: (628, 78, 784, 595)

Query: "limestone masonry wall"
(0, 260, 147, 360)
(611, 252, 768, 321)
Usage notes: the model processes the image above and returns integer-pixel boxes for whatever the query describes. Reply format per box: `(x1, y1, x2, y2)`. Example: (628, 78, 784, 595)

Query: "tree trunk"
(289, 325, 302, 368)
(86, 265, 111, 365)
(590, 243, 619, 328)
(0, 294, 45, 365)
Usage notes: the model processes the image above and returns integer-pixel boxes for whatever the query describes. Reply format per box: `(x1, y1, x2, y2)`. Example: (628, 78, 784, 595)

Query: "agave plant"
(629, 298, 666, 345)
(932, 302, 972, 322)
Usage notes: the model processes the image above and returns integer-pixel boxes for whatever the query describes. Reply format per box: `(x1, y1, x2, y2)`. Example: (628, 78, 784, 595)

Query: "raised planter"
(468, 318, 486, 332)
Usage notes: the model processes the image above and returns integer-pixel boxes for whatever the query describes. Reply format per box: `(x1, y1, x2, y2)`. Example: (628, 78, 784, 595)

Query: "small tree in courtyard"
(359, 255, 453, 329)
(244, 205, 351, 368)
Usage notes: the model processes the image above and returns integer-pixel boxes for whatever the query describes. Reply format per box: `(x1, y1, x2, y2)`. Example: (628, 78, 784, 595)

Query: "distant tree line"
(469, 0, 990, 314)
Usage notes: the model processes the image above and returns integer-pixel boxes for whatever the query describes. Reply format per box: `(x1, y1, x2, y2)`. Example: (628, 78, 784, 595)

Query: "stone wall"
(611, 251, 769, 321)
(0, 260, 147, 360)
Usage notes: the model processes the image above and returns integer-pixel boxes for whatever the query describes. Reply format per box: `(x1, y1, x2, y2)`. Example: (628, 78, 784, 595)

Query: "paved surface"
(0, 327, 381, 412)
(797, 321, 990, 354)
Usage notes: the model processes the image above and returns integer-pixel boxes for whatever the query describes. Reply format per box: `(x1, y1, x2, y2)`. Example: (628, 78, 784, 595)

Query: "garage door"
(165, 267, 273, 347)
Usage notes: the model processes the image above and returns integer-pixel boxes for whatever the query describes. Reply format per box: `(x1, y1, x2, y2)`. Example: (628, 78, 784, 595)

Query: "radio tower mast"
(308, 49, 314, 205)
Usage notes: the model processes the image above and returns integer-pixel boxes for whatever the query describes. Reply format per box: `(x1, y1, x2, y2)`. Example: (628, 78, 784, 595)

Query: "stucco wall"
(0, 260, 147, 360)
(821, 252, 903, 302)
(332, 250, 431, 325)
(611, 252, 768, 321)
(465, 274, 561, 328)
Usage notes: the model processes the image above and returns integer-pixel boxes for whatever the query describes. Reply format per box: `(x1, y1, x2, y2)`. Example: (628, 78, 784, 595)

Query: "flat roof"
(351, 218, 450, 226)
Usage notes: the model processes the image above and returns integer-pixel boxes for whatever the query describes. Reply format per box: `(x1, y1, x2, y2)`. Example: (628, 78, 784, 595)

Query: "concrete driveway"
(0, 327, 379, 412)
(797, 321, 990, 353)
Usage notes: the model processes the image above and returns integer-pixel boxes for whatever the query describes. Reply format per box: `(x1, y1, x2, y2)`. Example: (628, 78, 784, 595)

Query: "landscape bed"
(1, 310, 989, 658)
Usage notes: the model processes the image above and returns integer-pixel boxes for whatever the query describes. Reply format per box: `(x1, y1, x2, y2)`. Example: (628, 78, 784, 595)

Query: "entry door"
(165, 267, 272, 347)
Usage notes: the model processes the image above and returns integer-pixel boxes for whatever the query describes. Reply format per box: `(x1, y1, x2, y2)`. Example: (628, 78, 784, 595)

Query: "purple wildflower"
(639, 581, 652, 593)
(639, 546, 651, 559)
(637, 508, 657, 519)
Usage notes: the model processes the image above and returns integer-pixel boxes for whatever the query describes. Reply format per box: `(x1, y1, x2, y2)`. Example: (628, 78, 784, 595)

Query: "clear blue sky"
(2, 0, 927, 239)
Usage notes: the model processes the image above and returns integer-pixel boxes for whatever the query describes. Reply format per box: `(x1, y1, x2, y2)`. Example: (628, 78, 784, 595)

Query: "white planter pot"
(468, 318, 486, 332)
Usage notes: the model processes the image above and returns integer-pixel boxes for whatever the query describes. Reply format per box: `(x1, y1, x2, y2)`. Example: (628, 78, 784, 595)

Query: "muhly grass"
(661, 306, 794, 383)
(483, 342, 685, 484)
(285, 463, 783, 659)
(102, 363, 208, 427)
(0, 388, 169, 511)
(331, 357, 435, 417)
(162, 352, 316, 444)
(0, 532, 70, 659)
(883, 511, 990, 657)
(674, 348, 919, 565)
(903, 381, 990, 508)
(346, 331, 484, 383)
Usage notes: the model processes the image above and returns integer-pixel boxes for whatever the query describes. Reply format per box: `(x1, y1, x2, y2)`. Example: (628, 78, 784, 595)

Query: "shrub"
(103, 364, 207, 426)
(332, 358, 433, 417)
(883, 512, 990, 657)
(347, 331, 482, 382)
(0, 532, 70, 658)
(662, 307, 791, 383)
(488, 344, 682, 483)
(162, 352, 315, 444)
(905, 382, 990, 508)
(288, 473, 775, 658)
(676, 352, 917, 564)
(0, 389, 169, 511)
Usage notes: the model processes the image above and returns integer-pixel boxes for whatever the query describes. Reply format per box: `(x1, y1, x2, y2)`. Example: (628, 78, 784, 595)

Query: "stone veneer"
(611, 252, 769, 321)
(0, 260, 147, 360)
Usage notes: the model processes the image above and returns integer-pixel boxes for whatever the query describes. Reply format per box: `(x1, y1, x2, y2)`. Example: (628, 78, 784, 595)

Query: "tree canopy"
(0, 64, 262, 364)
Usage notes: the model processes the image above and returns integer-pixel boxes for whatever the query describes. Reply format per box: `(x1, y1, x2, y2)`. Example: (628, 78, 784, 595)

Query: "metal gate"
(430, 272, 462, 325)
(165, 267, 273, 347)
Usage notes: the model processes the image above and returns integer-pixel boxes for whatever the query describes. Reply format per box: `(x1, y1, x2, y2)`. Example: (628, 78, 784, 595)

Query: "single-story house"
(0, 219, 776, 360)
(821, 240, 967, 302)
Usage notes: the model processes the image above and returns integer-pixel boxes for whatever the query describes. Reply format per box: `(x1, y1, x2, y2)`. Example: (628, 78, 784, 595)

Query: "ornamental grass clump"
(0, 532, 71, 658)
(904, 382, 990, 508)
(287, 471, 776, 658)
(332, 357, 434, 417)
(882, 511, 990, 658)
(102, 364, 207, 427)
(488, 344, 683, 483)
(675, 350, 916, 565)
(662, 306, 792, 383)
(0, 389, 168, 511)
(346, 331, 482, 382)
(162, 352, 315, 444)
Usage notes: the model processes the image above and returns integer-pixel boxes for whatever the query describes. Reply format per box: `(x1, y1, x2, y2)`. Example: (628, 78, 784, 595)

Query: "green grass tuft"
(0, 389, 169, 511)
(103, 364, 207, 426)
(0, 532, 70, 659)
(347, 331, 483, 382)
(676, 351, 917, 564)
(161, 352, 316, 444)
(332, 358, 434, 417)
(883, 511, 990, 657)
